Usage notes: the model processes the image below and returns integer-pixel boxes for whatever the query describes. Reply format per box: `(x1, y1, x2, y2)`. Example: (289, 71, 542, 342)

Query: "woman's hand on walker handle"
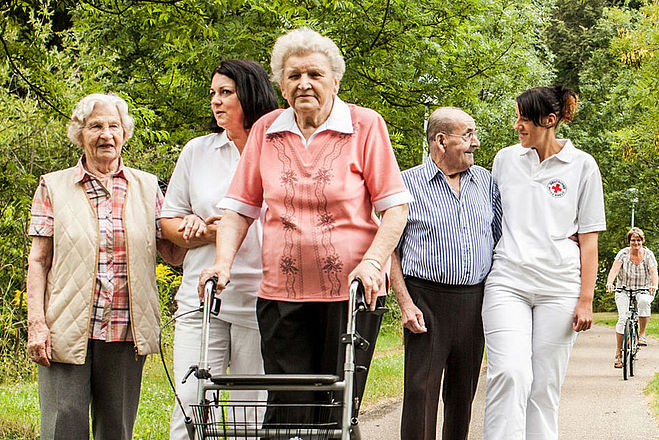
(572, 298, 593, 332)
(349, 260, 382, 311)
(198, 265, 230, 301)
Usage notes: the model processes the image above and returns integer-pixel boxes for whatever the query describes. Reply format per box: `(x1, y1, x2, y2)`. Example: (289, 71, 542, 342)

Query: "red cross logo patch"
(547, 179, 567, 197)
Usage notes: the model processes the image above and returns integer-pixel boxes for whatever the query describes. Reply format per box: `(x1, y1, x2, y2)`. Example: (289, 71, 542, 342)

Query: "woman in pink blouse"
(199, 27, 411, 427)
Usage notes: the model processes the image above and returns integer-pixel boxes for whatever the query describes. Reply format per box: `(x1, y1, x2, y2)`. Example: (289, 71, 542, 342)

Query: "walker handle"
(201, 276, 221, 316)
(351, 279, 367, 312)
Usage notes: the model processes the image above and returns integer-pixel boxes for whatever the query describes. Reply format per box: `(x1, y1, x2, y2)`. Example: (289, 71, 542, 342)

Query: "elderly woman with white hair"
(200, 27, 411, 427)
(26, 92, 182, 440)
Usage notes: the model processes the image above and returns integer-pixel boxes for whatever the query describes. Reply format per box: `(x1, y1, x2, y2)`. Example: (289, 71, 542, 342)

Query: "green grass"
(0, 352, 176, 440)
(594, 312, 659, 336)
(0, 382, 39, 439)
(594, 312, 659, 419)
(362, 319, 404, 409)
(132, 354, 176, 440)
(0, 317, 405, 439)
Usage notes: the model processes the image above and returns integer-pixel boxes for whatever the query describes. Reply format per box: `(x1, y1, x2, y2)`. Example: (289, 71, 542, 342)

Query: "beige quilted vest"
(42, 166, 160, 364)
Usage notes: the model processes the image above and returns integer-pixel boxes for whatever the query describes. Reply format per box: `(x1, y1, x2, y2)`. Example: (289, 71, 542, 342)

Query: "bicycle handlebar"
(615, 286, 650, 295)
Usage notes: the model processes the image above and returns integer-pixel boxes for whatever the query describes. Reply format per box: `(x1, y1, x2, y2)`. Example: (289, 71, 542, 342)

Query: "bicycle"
(616, 286, 647, 380)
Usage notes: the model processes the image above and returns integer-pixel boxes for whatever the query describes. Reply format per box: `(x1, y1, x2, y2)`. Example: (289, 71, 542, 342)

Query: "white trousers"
(482, 286, 578, 440)
(169, 312, 265, 440)
(615, 291, 654, 333)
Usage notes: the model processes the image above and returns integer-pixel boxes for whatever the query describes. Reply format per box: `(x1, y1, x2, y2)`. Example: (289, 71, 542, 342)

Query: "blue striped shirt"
(398, 160, 502, 285)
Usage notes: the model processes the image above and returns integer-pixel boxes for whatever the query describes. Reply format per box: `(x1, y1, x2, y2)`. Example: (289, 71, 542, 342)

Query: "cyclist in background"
(606, 227, 658, 368)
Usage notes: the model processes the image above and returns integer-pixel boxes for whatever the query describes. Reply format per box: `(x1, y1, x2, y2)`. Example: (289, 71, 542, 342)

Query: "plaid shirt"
(29, 156, 163, 342)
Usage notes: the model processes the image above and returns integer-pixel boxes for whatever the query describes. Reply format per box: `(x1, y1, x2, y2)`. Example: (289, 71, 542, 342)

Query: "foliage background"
(0, 0, 657, 384)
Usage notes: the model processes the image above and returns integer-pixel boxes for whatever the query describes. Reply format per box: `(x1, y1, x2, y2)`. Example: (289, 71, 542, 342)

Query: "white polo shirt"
(162, 132, 263, 328)
(486, 139, 606, 295)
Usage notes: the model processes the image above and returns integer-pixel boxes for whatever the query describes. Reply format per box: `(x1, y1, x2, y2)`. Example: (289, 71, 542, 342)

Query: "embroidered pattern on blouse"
(269, 130, 352, 299)
(270, 133, 301, 298)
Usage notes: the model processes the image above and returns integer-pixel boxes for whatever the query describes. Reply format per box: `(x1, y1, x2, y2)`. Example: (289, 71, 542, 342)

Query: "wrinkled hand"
(348, 261, 382, 311)
(27, 320, 51, 367)
(198, 265, 230, 301)
(400, 301, 427, 333)
(606, 282, 615, 293)
(179, 214, 207, 242)
(572, 299, 593, 332)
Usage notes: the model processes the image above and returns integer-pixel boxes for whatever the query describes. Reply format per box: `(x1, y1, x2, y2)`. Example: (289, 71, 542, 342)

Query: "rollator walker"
(182, 277, 382, 440)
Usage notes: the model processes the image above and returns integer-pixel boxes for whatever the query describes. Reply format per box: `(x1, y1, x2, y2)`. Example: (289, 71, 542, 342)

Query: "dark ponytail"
(516, 86, 579, 128)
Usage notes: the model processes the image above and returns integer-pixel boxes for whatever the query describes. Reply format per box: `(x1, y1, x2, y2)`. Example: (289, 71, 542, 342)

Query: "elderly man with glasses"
(391, 106, 502, 440)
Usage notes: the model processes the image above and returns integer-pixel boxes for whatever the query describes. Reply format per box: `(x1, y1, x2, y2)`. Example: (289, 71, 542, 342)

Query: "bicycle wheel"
(622, 320, 631, 380)
(629, 322, 636, 377)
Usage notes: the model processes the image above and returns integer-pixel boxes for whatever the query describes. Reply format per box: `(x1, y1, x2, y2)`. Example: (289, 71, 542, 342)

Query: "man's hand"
(400, 301, 427, 333)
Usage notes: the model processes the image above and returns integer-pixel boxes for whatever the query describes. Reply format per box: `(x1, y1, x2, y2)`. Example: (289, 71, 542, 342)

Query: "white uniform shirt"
(486, 139, 606, 294)
(162, 132, 263, 328)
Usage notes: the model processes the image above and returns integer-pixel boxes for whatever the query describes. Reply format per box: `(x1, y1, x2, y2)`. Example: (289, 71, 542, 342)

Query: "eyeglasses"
(442, 130, 478, 143)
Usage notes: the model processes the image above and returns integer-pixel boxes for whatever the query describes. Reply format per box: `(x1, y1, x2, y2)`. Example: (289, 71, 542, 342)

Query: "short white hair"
(67, 93, 135, 147)
(270, 27, 345, 84)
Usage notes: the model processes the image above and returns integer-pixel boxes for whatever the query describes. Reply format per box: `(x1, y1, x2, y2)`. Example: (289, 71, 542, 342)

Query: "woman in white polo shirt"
(161, 59, 278, 440)
(482, 86, 606, 440)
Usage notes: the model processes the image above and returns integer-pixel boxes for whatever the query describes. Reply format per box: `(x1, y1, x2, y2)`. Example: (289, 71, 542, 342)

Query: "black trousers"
(401, 277, 484, 440)
(257, 296, 384, 428)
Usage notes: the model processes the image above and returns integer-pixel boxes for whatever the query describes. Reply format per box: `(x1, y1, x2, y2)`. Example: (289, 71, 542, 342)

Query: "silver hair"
(67, 93, 135, 147)
(270, 27, 346, 85)
(426, 106, 468, 146)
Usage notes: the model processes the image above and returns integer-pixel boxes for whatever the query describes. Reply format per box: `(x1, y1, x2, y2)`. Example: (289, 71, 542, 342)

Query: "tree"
(0, 0, 555, 379)
(571, 0, 659, 310)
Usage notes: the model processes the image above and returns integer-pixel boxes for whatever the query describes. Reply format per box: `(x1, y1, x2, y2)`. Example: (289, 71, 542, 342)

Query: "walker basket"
(190, 394, 343, 439)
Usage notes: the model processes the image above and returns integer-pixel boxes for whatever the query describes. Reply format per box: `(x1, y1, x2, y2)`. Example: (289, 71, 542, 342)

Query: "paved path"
(359, 324, 659, 439)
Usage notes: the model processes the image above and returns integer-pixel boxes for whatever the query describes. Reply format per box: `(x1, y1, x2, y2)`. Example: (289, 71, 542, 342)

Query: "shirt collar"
(212, 131, 233, 150)
(519, 139, 575, 163)
(74, 155, 127, 183)
(266, 96, 354, 136)
(553, 139, 575, 162)
(422, 158, 474, 183)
